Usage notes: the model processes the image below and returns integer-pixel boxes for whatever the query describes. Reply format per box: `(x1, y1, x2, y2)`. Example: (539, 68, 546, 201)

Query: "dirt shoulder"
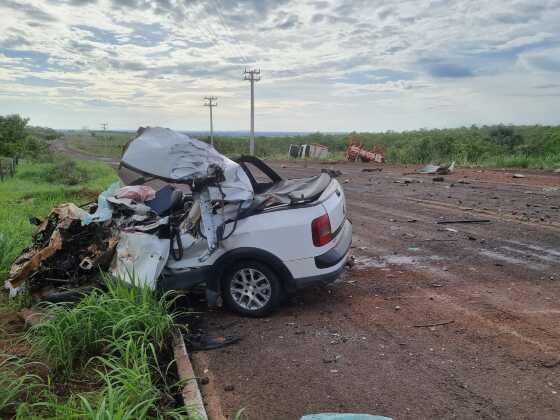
(192, 161, 560, 420)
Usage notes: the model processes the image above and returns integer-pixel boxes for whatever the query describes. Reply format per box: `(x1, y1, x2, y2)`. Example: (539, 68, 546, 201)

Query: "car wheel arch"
(212, 248, 294, 292)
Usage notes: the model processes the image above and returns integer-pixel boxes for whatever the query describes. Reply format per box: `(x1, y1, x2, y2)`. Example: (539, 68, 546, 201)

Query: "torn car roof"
(119, 127, 253, 202)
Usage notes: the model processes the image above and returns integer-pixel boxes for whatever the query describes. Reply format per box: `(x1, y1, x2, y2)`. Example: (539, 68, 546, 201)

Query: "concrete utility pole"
(204, 96, 218, 147)
(100, 123, 109, 152)
(243, 68, 261, 155)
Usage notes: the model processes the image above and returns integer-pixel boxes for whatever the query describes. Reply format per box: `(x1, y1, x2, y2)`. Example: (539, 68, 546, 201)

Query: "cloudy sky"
(1, 0, 560, 132)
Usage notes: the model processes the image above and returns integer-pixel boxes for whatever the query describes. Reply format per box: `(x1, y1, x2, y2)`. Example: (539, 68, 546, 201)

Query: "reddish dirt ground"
(192, 161, 560, 420)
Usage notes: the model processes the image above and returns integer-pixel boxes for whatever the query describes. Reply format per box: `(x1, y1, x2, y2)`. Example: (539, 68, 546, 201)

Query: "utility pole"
(243, 68, 260, 155)
(204, 96, 218, 147)
(100, 123, 108, 152)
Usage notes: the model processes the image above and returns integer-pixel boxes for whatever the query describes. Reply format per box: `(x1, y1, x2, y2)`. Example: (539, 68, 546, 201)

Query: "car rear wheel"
(223, 261, 283, 317)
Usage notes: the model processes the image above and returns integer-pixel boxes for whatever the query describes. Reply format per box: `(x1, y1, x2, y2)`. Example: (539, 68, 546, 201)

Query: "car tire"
(222, 260, 283, 317)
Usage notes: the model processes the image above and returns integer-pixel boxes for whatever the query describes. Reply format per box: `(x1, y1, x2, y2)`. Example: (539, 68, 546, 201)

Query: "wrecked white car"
(118, 127, 352, 316)
(6, 127, 352, 316)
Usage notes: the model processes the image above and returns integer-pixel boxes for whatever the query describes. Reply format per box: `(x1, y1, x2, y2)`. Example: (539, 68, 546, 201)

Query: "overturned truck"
(6, 127, 352, 316)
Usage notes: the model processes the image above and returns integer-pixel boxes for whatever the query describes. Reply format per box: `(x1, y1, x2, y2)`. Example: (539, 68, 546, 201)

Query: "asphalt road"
(191, 160, 560, 420)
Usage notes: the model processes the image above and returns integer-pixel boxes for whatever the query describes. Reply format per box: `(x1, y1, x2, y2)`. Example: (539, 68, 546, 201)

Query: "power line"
(204, 96, 218, 148)
(243, 68, 261, 155)
(191, 3, 242, 65)
(210, 0, 249, 63)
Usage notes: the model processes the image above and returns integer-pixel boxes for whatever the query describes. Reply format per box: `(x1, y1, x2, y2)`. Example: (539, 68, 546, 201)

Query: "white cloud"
(0, 0, 559, 130)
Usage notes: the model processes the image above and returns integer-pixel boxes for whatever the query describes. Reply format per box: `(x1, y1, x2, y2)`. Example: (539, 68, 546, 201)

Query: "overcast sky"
(1, 0, 560, 131)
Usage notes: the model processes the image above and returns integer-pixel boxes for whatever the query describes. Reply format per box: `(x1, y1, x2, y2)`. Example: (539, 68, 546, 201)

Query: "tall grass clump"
(0, 233, 16, 279)
(29, 276, 179, 376)
(36, 338, 188, 419)
(0, 354, 44, 416)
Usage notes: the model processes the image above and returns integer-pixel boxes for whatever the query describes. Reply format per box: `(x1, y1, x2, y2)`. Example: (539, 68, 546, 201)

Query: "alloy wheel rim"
(230, 268, 272, 310)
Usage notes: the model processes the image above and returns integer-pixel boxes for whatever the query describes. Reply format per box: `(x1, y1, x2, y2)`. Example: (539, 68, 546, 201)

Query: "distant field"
(62, 125, 560, 170)
(64, 131, 131, 159)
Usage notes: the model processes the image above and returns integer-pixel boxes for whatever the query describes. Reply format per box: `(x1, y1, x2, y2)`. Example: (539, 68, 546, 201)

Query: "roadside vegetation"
(1, 279, 190, 419)
(0, 114, 56, 160)
(64, 124, 560, 170)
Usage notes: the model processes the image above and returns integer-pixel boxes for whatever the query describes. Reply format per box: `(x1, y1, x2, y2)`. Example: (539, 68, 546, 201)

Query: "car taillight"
(311, 213, 333, 247)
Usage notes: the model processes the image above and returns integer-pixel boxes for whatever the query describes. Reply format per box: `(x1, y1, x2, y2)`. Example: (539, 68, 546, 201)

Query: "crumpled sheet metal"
(111, 231, 170, 289)
(120, 127, 254, 202)
(5, 230, 63, 297)
(5, 203, 117, 297)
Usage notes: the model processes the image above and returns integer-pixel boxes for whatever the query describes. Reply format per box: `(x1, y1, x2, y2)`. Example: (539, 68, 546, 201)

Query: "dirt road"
(192, 161, 560, 420)
(50, 138, 119, 167)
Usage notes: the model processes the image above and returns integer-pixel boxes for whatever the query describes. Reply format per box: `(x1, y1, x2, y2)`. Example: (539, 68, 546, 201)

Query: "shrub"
(43, 158, 90, 185)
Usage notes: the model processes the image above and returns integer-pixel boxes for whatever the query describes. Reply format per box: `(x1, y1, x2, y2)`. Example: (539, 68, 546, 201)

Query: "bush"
(0, 114, 52, 159)
(43, 158, 90, 185)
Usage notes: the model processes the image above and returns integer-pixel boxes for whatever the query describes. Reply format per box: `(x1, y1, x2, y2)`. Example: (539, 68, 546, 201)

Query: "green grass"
(0, 159, 117, 280)
(3, 278, 190, 419)
(0, 353, 45, 417)
(28, 338, 188, 419)
(481, 153, 560, 170)
(29, 277, 180, 376)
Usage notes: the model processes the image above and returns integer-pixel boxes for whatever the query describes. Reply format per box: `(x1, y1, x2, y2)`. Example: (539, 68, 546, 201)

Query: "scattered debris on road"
(345, 136, 385, 163)
(301, 414, 392, 420)
(412, 320, 455, 328)
(289, 143, 329, 159)
(394, 178, 421, 184)
(416, 161, 455, 175)
(436, 219, 491, 224)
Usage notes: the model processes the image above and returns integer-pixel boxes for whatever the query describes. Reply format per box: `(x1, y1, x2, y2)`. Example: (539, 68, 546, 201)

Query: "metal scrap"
(345, 137, 385, 163)
(5, 203, 117, 297)
(417, 162, 455, 175)
(289, 143, 330, 159)
(436, 219, 491, 225)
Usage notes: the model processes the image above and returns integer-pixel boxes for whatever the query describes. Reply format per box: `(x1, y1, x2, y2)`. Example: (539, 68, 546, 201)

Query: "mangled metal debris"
(289, 143, 329, 159)
(345, 138, 385, 163)
(5, 127, 256, 299)
(5, 203, 116, 297)
(416, 162, 455, 175)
